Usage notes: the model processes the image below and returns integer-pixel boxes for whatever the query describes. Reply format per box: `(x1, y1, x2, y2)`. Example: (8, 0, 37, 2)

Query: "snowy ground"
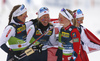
(0, 0, 100, 61)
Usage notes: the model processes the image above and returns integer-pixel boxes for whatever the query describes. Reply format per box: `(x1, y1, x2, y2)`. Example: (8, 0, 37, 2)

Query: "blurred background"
(0, 0, 100, 61)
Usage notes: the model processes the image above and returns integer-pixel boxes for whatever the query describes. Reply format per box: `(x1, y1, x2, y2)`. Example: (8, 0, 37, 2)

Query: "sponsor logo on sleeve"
(73, 38, 79, 42)
(6, 27, 12, 37)
(72, 32, 77, 38)
(27, 27, 32, 35)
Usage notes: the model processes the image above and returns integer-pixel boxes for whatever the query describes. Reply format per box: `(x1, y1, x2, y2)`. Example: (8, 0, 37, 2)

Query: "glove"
(8, 56, 19, 61)
(8, 50, 22, 61)
(32, 43, 44, 53)
(70, 51, 77, 61)
(8, 49, 15, 57)
(1, 44, 20, 61)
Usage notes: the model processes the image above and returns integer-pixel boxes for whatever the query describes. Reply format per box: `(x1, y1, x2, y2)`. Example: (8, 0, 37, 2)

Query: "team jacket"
(27, 21, 58, 50)
(77, 25, 100, 61)
(50, 19, 100, 61)
(0, 18, 33, 51)
(58, 23, 82, 61)
(51, 19, 100, 53)
(79, 25, 100, 53)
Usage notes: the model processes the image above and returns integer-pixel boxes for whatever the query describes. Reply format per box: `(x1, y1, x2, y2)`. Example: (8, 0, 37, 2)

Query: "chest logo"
(17, 25, 26, 34)
(61, 32, 69, 38)
(36, 30, 41, 35)
(46, 31, 52, 36)
(18, 44, 22, 48)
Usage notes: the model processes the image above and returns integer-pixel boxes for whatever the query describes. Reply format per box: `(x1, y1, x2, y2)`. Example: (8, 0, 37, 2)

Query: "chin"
(42, 22, 48, 26)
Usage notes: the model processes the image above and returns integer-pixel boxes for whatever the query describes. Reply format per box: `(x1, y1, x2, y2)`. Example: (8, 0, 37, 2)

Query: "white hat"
(37, 7, 49, 18)
(60, 8, 73, 24)
(74, 9, 84, 18)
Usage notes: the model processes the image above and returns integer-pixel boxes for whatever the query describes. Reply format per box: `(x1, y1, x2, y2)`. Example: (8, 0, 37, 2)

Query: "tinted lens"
(77, 9, 82, 14)
(39, 7, 48, 13)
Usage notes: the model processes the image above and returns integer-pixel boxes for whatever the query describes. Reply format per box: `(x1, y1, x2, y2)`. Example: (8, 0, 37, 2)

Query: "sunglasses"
(39, 7, 48, 13)
(61, 8, 70, 18)
(77, 9, 83, 14)
(20, 4, 25, 11)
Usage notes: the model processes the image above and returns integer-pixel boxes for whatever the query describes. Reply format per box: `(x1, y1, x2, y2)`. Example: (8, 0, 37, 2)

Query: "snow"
(0, 0, 100, 61)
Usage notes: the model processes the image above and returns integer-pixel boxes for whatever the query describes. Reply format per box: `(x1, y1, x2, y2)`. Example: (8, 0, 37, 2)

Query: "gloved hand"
(1, 44, 20, 61)
(8, 49, 15, 57)
(32, 43, 44, 53)
(8, 56, 19, 61)
(8, 50, 22, 61)
(70, 51, 77, 61)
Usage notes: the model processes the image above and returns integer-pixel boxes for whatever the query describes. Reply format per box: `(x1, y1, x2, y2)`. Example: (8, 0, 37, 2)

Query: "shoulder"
(29, 18, 38, 24)
(70, 25, 76, 29)
(27, 25, 35, 35)
(5, 25, 15, 31)
(27, 25, 35, 31)
(3, 25, 15, 36)
(71, 26, 79, 33)
(29, 25, 35, 28)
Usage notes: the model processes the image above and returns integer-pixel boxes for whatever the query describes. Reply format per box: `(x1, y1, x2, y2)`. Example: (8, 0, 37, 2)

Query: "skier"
(73, 9, 100, 61)
(26, 7, 59, 61)
(58, 8, 82, 61)
(0, 4, 35, 61)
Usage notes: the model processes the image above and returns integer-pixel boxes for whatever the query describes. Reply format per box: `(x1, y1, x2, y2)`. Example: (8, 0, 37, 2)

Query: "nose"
(24, 15, 28, 19)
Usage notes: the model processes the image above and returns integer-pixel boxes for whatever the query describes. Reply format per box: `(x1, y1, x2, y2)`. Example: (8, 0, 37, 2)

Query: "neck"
(13, 17, 24, 24)
(38, 21, 49, 33)
(76, 24, 80, 27)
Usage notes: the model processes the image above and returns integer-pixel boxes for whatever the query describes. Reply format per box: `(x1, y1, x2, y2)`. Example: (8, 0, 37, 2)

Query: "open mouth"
(42, 21, 48, 26)
(43, 21, 48, 24)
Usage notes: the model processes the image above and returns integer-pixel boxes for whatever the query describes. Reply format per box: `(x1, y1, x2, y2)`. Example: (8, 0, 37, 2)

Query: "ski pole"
(8, 24, 63, 61)
(8, 26, 55, 61)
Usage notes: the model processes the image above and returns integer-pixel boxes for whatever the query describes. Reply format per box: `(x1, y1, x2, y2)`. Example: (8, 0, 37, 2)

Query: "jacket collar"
(64, 23, 72, 30)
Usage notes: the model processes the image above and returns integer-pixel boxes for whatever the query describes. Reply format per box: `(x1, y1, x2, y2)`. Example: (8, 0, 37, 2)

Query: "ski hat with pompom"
(73, 9, 84, 18)
(37, 7, 49, 18)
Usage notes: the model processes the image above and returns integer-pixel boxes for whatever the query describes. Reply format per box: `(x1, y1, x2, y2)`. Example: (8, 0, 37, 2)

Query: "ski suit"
(26, 19, 58, 61)
(77, 25, 100, 61)
(0, 17, 33, 61)
(58, 23, 82, 61)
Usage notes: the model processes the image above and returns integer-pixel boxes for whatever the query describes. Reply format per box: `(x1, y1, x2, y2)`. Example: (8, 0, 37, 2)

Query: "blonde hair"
(66, 9, 74, 24)
(72, 10, 78, 27)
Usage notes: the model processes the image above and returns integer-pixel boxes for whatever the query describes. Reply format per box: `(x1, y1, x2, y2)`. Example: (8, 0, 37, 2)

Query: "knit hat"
(74, 9, 84, 18)
(60, 8, 73, 24)
(37, 7, 49, 18)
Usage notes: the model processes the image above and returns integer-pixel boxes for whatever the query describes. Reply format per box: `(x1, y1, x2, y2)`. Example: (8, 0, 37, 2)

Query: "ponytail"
(8, 5, 21, 24)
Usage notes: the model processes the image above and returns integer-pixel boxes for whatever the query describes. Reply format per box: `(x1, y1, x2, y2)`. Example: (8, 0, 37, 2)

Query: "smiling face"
(39, 14, 50, 26)
(58, 13, 70, 27)
(17, 12, 28, 23)
(77, 17, 84, 26)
